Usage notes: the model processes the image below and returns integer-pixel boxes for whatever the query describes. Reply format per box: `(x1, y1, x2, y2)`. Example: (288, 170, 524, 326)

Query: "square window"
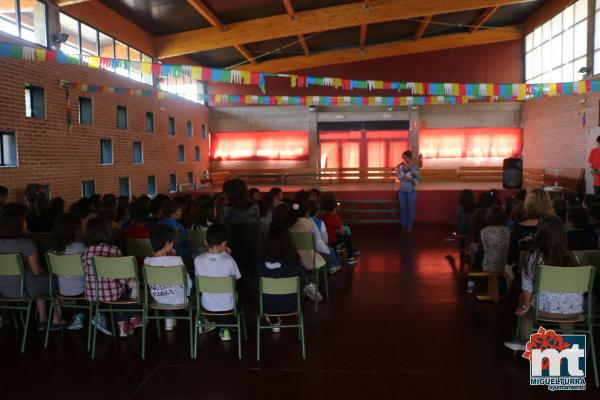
(82, 181, 96, 198)
(119, 177, 130, 198)
(574, 21, 587, 58)
(146, 112, 154, 133)
(552, 13, 562, 37)
(169, 174, 177, 193)
(117, 105, 127, 129)
(178, 145, 185, 162)
(201, 124, 207, 140)
(0, 132, 17, 167)
(188, 171, 194, 185)
(80, 23, 98, 56)
(100, 139, 113, 164)
(187, 121, 193, 138)
(563, 27, 574, 63)
(195, 146, 200, 162)
(99, 32, 114, 59)
(147, 175, 156, 197)
(169, 117, 175, 135)
(563, 5, 575, 29)
(575, 0, 587, 23)
(79, 97, 92, 125)
(133, 142, 143, 164)
(25, 85, 45, 118)
(59, 13, 79, 55)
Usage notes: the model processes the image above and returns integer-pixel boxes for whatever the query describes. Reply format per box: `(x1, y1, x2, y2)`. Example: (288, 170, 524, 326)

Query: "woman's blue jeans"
(398, 190, 416, 230)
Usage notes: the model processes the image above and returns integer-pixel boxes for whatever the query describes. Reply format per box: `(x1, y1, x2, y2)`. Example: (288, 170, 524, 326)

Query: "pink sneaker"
(129, 315, 144, 329)
(118, 321, 133, 337)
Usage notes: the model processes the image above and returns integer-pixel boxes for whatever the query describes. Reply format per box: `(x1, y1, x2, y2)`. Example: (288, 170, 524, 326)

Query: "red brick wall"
(522, 93, 598, 170)
(0, 57, 209, 205)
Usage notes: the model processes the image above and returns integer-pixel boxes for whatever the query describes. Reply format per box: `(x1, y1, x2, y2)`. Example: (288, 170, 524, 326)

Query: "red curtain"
(319, 130, 409, 169)
(211, 131, 309, 161)
(419, 128, 522, 159)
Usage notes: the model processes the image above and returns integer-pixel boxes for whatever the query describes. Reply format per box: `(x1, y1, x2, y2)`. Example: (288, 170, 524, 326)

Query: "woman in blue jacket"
(396, 150, 420, 234)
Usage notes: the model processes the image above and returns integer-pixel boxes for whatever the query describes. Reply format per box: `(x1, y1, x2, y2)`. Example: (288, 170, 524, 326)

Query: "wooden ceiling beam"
(235, 26, 522, 73)
(155, 0, 536, 58)
(282, 0, 296, 18)
(233, 44, 257, 64)
(359, 24, 367, 49)
(469, 6, 500, 33)
(53, 0, 93, 6)
(282, 1, 310, 56)
(186, 0, 255, 63)
(415, 15, 432, 40)
(524, 0, 575, 35)
(186, 0, 224, 31)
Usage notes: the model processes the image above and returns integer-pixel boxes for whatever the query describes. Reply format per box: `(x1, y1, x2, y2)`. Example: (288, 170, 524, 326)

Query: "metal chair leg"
(44, 300, 54, 348)
(20, 301, 33, 353)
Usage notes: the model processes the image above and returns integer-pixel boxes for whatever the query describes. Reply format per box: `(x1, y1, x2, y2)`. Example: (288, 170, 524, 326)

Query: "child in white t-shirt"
(194, 223, 241, 342)
(144, 225, 192, 331)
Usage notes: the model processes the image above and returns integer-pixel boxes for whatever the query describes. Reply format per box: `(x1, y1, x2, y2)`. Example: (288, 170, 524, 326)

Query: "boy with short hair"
(194, 223, 241, 342)
(158, 199, 189, 257)
(144, 225, 192, 331)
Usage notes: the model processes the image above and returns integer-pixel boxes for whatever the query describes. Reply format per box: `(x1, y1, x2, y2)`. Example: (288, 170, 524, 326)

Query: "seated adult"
(585, 203, 600, 241)
(566, 206, 597, 251)
(506, 189, 553, 267)
(0, 207, 59, 330)
(504, 216, 583, 351)
(480, 206, 510, 272)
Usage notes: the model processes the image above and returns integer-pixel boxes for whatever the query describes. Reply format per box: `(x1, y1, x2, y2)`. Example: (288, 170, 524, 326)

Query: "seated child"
(144, 225, 192, 331)
(504, 215, 583, 351)
(567, 206, 597, 251)
(288, 200, 334, 273)
(83, 217, 142, 338)
(320, 194, 358, 266)
(309, 200, 340, 273)
(194, 223, 241, 342)
(256, 224, 306, 331)
(51, 213, 87, 330)
(480, 206, 510, 272)
(158, 200, 189, 257)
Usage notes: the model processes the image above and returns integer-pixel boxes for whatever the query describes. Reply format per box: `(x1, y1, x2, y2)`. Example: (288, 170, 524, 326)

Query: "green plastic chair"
(125, 238, 154, 258)
(531, 265, 598, 388)
(0, 254, 35, 353)
(572, 250, 600, 329)
(256, 276, 305, 361)
(142, 265, 193, 359)
(187, 228, 207, 249)
(44, 252, 93, 350)
(194, 275, 247, 359)
(90, 255, 144, 359)
(291, 231, 329, 311)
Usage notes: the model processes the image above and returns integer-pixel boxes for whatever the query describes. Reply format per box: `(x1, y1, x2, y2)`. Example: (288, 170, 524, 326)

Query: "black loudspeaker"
(503, 158, 523, 189)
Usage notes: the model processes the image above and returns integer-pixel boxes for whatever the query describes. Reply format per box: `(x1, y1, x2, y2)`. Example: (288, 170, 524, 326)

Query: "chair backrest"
(0, 254, 24, 276)
(260, 276, 299, 295)
(187, 228, 207, 248)
(144, 265, 187, 286)
(196, 275, 235, 294)
(92, 255, 138, 280)
(572, 250, 600, 269)
(0, 254, 25, 299)
(291, 232, 314, 251)
(46, 252, 85, 276)
(125, 238, 155, 258)
(536, 265, 595, 293)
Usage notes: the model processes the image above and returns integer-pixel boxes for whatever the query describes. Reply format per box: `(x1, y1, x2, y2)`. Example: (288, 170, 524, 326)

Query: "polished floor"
(1, 225, 597, 399)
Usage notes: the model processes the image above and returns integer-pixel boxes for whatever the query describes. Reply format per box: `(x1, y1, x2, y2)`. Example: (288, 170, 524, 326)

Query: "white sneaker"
(266, 317, 281, 333)
(504, 340, 526, 351)
(165, 318, 176, 331)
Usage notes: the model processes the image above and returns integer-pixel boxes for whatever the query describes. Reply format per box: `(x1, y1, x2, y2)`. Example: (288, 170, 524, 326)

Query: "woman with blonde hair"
(506, 189, 553, 276)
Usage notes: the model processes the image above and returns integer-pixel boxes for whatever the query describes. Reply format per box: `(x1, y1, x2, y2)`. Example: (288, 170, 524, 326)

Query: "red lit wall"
(211, 131, 309, 161)
(419, 128, 522, 159)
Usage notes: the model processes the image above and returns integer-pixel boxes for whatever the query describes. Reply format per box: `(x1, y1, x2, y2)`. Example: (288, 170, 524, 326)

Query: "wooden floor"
(1, 225, 596, 399)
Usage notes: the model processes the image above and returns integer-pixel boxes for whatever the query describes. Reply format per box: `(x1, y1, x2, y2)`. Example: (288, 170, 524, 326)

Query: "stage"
(193, 181, 510, 224)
